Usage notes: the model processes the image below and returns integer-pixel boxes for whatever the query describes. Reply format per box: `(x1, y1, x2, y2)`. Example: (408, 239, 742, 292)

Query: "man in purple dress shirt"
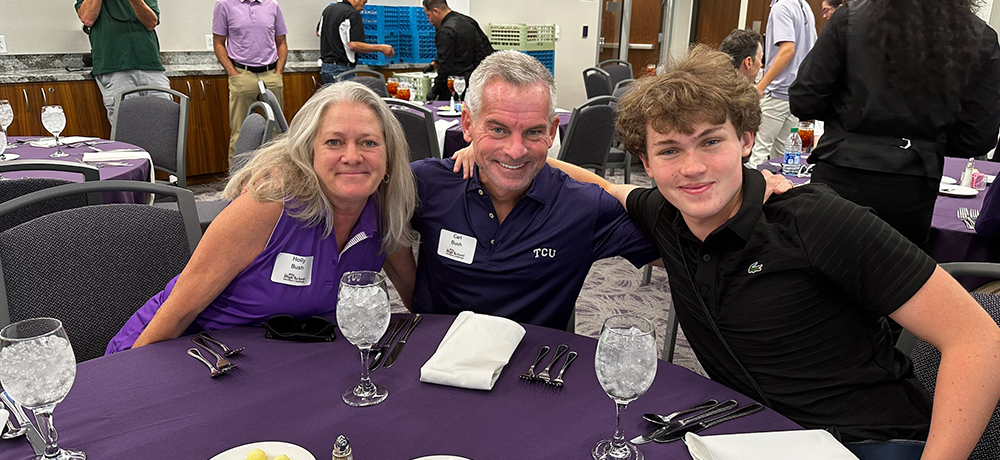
(213, 0, 288, 164)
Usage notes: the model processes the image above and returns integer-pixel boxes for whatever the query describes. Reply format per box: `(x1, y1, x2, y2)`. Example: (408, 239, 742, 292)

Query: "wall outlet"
(0, 36, 7, 54)
(205, 35, 213, 51)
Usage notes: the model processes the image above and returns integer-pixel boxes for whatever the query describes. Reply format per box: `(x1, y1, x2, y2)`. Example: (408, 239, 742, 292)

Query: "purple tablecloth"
(5, 136, 151, 204)
(425, 101, 572, 158)
(0, 314, 800, 460)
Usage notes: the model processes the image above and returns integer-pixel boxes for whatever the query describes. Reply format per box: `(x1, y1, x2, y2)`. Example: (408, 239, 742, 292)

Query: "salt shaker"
(332, 435, 353, 460)
(960, 158, 975, 187)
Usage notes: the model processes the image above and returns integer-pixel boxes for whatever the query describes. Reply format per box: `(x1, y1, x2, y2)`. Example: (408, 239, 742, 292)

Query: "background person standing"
(317, 0, 395, 84)
(213, 0, 288, 164)
(76, 0, 171, 123)
(422, 0, 494, 101)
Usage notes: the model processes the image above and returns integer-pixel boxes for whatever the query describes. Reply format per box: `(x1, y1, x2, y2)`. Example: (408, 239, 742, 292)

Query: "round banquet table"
(4, 136, 151, 204)
(0, 314, 800, 460)
(425, 101, 573, 158)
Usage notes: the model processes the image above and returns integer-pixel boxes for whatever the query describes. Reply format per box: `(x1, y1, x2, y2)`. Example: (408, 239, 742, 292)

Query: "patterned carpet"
(191, 166, 705, 376)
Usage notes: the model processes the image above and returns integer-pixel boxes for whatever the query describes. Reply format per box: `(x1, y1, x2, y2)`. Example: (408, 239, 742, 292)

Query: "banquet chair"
(259, 88, 288, 134)
(582, 67, 613, 99)
(606, 79, 637, 184)
(337, 69, 389, 98)
(384, 98, 440, 161)
(0, 160, 102, 232)
(598, 59, 634, 90)
(111, 86, 190, 188)
(0, 181, 201, 362)
(896, 262, 1000, 460)
(557, 96, 616, 176)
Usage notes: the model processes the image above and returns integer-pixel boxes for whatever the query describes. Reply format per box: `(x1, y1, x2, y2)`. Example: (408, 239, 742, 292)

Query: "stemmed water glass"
(0, 99, 13, 133)
(0, 129, 8, 161)
(41, 105, 67, 158)
(452, 76, 466, 102)
(336, 270, 391, 407)
(0, 318, 85, 459)
(593, 314, 657, 460)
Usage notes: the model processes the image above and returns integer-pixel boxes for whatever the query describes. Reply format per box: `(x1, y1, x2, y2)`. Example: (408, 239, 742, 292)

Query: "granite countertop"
(0, 50, 424, 84)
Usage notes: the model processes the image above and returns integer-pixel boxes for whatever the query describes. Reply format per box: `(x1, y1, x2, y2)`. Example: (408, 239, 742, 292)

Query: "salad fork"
(198, 331, 245, 357)
(536, 344, 569, 382)
(958, 207, 975, 230)
(519, 345, 550, 381)
(186, 348, 227, 378)
(548, 351, 578, 387)
(191, 336, 235, 370)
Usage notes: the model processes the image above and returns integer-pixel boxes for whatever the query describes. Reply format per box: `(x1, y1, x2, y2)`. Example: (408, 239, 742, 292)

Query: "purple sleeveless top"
(106, 196, 385, 354)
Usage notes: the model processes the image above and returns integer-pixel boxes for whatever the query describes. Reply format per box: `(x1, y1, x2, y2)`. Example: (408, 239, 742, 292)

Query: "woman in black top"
(790, 0, 1000, 247)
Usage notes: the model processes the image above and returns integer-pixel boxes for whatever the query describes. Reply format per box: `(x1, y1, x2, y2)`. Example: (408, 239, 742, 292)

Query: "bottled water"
(782, 127, 802, 175)
(0, 335, 76, 408)
(337, 285, 390, 348)
(595, 326, 657, 404)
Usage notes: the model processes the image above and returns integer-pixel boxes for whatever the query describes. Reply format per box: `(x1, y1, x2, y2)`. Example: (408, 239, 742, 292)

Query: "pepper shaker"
(332, 435, 353, 460)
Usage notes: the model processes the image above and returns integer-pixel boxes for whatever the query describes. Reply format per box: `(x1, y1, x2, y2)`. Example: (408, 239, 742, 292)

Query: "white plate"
(939, 184, 979, 197)
(210, 441, 315, 460)
(0, 154, 20, 161)
(437, 110, 461, 117)
(412, 456, 472, 460)
(940, 176, 957, 185)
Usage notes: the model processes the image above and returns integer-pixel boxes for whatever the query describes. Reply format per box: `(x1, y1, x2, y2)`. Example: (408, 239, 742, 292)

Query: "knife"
(652, 402, 765, 443)
(382, 313, 423, 368)
(1, 391, 45, 455)
(631, 399, 738, 445)
(369, 318, 407, 371)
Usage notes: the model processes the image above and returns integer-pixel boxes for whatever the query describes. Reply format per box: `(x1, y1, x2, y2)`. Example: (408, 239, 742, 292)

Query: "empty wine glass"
(453, 76, 466, 101)
(0, 99, 13, 133)
(0, 318, 85, 460)
(336, 270, 391, 407)
(41, 105, 67, 158)
(593, 314, 657, 460)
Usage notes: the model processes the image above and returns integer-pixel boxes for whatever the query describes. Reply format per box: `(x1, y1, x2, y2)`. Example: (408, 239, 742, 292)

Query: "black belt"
(233, 61, 277, 73)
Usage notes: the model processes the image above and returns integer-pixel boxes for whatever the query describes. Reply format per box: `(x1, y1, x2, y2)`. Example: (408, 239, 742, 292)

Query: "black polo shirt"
(319, 1, 364, 66)
(626, 168, 936, 442)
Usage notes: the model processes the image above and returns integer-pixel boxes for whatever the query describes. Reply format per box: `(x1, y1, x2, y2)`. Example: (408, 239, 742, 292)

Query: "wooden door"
(694, 0, 741, 48)
(171, 76, 230, 177)
(0, 83, 38, 136)
(282, 72, 321, 122)
(626, 0, 663, 77)
(743, 0, 827, 39)
(35, 81, 111, 139)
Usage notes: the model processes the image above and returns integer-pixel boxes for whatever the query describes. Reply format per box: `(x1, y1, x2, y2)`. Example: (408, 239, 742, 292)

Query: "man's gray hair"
(464, 50, 557, 120)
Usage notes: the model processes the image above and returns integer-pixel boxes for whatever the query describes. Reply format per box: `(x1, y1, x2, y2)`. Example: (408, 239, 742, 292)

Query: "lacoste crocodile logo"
(748, 262, 763, 274)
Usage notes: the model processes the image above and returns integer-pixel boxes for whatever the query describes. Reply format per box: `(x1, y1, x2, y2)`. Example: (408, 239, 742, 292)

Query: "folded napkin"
(29, 136, 98, 148)
(547, 130, 562, 159)
(555, 108, 572, 113)
(685, 429, 859, 460)
(434, 119, 460, 157)
(82, 150, 150, 162)
(420, 311, 526, 390)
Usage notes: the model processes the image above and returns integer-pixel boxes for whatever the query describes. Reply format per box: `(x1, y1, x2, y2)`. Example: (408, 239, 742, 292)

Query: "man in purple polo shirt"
(402, 50, 660, 330)
(213, 0, 288, 164)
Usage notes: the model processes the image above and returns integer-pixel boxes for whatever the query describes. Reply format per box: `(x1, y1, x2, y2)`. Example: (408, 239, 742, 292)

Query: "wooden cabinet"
(282, 72, 321, 122)
(170, 76, 230, 178)
(0, 81, 110, 139)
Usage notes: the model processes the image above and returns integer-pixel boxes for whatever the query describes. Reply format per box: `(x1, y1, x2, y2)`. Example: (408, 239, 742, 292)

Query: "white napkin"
(434, 119, 460, 158)
(685, 429, 859, 460)
(419, 311, 526, 390)
(547, 131, 562, 159)
(0, 408, 7, 436)
(555, 108, 572, 114)
(29, 136, 98, 148)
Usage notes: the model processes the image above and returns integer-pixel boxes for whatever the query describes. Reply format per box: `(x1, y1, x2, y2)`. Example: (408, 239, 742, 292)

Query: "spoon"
(642, 398, 719, 425)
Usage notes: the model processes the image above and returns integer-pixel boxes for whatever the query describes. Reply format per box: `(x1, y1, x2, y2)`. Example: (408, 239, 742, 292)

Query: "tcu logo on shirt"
(533, 248, 557, 258)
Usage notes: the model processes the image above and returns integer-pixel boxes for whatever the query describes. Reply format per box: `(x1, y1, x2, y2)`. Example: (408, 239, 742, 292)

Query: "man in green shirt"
(76, 0, 171, 123)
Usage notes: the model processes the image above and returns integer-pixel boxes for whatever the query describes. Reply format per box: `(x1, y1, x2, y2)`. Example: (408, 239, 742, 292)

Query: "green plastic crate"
(488, 23, 556, 51)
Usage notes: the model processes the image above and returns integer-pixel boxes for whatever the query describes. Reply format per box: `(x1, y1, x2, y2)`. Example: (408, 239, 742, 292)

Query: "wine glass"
(453, 76, 466, 102)
(0, 99, 13, 133)
(0, 129, 7, 161)
(593, 314, 657, 460)
(386, 77, 399, 98)
(0, 318, 85, 460)
(41, 105, 67, 158)
(336, 270, 391, 407)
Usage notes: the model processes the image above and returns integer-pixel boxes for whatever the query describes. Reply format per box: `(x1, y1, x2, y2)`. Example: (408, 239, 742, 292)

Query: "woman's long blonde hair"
(225, 81, 417, 253)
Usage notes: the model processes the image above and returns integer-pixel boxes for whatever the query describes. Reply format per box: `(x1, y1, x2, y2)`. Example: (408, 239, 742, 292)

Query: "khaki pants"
(228, 68, 283, 163)
(748, 94, 798, 168)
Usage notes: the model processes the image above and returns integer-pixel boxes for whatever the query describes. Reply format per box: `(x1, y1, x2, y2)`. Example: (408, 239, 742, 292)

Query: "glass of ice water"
(336, 270, 391, 407)
(41, 105, 67, 158)
(0, 99, 13, 133)
(592, 314, 657, 460)
(453, 76, 466, 101)
(0, 317, 85, 459)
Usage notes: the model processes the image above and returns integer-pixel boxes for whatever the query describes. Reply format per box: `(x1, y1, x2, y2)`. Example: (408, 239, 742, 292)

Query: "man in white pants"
(747, 0, 816, 167)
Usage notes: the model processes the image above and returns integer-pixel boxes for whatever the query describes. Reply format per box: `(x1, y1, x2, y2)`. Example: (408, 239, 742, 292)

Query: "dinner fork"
(186, 348, 227, 378)
(191, 336, 235, 371)
(970, 208, 980, 228)
(518, 345, 550, 381)
(958, 207, 975, 230)
(198, 331, 245, 357)
(547, 351, 578, 387)
(536, 344, 569, 382)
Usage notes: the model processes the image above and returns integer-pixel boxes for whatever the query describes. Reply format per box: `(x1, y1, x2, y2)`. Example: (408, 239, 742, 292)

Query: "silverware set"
(958, 206, 980, 230)
(519, 344, 578, 387)
(1, 391, 44, 455)
(370, 313, 422, 371)
(631, 399, 765, 444)
(186, 331, 244, 378)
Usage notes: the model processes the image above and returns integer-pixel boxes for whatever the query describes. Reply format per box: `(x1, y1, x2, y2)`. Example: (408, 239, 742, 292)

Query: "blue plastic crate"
(521, 50, 554, 75)
(361, 5, 407, 34)
(407, 7, 436, 35)
(358, 32, 403, 66)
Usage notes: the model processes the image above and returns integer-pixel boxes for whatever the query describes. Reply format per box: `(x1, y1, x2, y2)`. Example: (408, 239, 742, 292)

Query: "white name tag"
(437, 229, 477, 265)
(270, 252, 314, 286)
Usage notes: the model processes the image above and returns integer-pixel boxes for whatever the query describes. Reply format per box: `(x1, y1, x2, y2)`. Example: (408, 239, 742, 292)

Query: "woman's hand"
(451, 144, 477, 180)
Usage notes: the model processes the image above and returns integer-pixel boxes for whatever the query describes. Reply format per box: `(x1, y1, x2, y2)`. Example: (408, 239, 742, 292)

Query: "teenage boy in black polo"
(553, 45, 1000, 460)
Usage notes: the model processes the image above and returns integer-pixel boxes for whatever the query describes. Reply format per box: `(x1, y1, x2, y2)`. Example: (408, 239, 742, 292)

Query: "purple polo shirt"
(106, 196, 384, 354)
(212, 0, 288, 66)
(410, 159, 659, 330)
